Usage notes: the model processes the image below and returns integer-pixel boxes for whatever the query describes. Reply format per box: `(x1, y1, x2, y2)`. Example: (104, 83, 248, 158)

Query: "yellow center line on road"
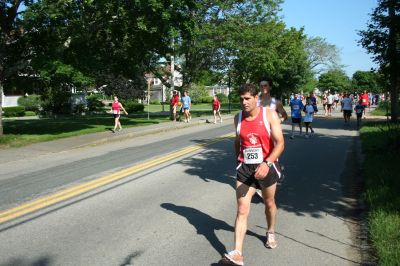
(0, 133, 235, 224)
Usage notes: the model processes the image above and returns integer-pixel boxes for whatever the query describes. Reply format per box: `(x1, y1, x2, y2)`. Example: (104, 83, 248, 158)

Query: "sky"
(279, 0, 378, 77)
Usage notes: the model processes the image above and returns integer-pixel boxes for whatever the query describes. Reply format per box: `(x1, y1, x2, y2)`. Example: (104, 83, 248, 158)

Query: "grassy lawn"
(360, 122, 400, 265)
(0, 114, 168, 148)
(371, 102, 390, 116)
(0, 103, 241, 148)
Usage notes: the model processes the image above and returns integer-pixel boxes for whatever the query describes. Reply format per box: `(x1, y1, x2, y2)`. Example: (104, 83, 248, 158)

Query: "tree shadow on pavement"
(179, 137, 237, 189)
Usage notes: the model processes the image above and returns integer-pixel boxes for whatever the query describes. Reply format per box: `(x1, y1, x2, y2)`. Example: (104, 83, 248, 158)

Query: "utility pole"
(147, 77, 151, 120)
(170, 37, 175, 96)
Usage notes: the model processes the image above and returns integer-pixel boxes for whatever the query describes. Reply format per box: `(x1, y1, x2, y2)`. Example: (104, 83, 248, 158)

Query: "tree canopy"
(359, 0, 400, 121)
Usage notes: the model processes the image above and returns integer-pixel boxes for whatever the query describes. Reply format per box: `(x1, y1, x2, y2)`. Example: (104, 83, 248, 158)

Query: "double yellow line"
(0, 133, 234, 224)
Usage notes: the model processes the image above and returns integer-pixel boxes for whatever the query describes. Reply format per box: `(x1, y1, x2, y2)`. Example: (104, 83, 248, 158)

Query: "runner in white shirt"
(327, 92, 334, 116)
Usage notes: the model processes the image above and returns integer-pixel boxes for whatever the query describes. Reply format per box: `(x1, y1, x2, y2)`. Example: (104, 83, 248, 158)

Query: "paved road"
(0, 108, 370, 265)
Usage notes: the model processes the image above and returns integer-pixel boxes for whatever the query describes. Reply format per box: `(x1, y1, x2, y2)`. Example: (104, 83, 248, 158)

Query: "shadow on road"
(0, 256, 52, 266)
(161, 203, 264, 256)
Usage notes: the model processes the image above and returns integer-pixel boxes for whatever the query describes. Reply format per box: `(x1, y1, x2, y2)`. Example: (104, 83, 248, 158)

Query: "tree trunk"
(388, 1, 399, 122)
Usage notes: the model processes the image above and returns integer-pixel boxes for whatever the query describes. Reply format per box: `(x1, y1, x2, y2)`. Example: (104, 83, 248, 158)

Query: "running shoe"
(224, 250, 244, 266)
(265, 232, 277, 249)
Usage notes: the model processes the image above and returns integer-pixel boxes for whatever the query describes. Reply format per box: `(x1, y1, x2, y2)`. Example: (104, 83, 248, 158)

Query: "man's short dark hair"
(239, 83, 258, 96)
(258, 76, 273, 87)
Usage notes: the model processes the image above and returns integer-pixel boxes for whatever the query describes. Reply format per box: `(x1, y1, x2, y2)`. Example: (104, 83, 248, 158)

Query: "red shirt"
(112, 102, 121, 114)
(237, 107, 274, 163)
(212, 99, 221, 110)
(171, 95, 179, 106)
(360, 93, 369, 106)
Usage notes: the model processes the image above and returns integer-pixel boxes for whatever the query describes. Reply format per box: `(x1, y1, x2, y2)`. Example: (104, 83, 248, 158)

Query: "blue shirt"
(290, 99, 303, 118)
(182, 96, 191, 109)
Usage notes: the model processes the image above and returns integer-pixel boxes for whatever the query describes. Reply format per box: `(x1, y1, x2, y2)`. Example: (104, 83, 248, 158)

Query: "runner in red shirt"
(212, 95, 222, 123)
(110, 96, 128, 133)
(170, 90, 180, 121)
(360, 90, 369, 118)
(223, 83, 284, 266)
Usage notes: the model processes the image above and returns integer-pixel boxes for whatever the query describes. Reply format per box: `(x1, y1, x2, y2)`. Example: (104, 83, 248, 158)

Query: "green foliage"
(215, 93, 228, 103)
(25, 111, 37, 116)
(150, 100, 161, 105)
(360, 122, 400, 265)
(3, 106, 26, 117)
(17, 94, 41, 112)
(318, 69, 350, 93)
(124, 101, 145, 112)
(187, 84, 208, 103)
(199, 96, 213, 103)
(359, 0, 400, 121)
(305, 36, 341, 74)
(351, 71, 381, 93)
(86, 95, 105, 112)
(40, 87, 72, 115)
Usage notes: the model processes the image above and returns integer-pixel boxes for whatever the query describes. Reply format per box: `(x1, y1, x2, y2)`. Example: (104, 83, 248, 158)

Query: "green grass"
(371, 102, 390, 116)
(360, 122, 400, 265)
(0, 103, 241, 148)
(0, 114, 168, 148)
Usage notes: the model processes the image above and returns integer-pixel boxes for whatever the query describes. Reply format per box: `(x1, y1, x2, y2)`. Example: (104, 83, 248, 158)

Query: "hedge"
(3, 106, 25, 117)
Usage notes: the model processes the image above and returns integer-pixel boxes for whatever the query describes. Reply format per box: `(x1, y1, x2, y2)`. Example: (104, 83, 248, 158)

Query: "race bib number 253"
(243, 147, 263, 164)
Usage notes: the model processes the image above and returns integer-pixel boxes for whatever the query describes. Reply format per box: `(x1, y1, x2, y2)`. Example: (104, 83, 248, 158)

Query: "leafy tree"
(305, 36, 341, 74)
(359, 0, 400, 121)
(351, 71, 381, 93)
(318, 69, 351, 93)
(0, 0, 36, 135)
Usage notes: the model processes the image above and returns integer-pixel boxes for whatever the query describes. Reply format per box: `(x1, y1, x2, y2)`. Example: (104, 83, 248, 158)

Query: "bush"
(124, 101, 145, 112)
(3, 106, 25, 117)
(17, 94, 41, 112)
(216, 93, 228, 103)
(25, 111, 37, 116)
(200, 96, 213, 103)
(86, 95, 105, 112)
(150, 100, 161, 105)
(230, 92, 240, 103)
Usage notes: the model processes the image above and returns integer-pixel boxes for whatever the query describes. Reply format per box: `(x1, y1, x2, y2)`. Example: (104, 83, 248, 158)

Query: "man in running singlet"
(258, 77, 288, 121)
(223, 83, 284, 266)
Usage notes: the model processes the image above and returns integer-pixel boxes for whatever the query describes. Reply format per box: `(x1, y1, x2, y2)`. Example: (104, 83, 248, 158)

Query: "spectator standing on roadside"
(110, 96, 128, 133)
(212, 95, 222, 123)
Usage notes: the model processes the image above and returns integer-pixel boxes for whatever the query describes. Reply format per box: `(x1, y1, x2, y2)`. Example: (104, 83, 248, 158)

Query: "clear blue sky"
(279, 0, 378, 77)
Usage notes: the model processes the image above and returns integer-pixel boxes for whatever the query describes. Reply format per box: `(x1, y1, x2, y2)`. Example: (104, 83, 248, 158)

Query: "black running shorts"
(236, 162, 282, 189)
(291, 117, 301, 124)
